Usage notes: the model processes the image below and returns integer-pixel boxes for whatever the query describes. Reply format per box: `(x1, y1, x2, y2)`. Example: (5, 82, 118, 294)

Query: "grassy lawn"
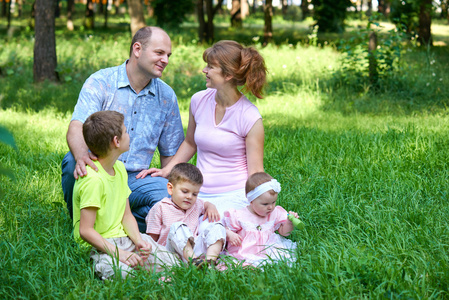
(1, 14, 449, 298)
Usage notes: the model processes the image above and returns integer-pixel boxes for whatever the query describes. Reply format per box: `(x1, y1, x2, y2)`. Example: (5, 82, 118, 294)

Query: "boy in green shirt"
(73, 111, 178, 280)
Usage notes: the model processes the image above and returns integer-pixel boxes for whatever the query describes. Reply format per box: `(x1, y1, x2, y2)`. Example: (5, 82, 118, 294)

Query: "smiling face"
(202, 62, 230, 90)
(134, 29, 172, 79)
(249, 190, 278, 217)
(168, 180, 201, 211)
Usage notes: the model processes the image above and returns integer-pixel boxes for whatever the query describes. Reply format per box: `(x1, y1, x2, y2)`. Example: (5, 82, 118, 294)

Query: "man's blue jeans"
(61, 152, 168, 232)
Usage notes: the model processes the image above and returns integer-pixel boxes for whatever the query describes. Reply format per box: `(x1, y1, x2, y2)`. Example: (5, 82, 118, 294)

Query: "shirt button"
(123, 160, 126, 163)
(131, 128, 134, 131)
(134, 111, 137, 114)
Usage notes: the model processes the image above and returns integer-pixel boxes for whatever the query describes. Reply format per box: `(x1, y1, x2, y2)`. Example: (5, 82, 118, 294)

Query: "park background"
(1, 0, 449, 298)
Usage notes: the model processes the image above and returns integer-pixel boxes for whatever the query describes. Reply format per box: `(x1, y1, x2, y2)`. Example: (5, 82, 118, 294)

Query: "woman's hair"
(245, 172, 274, 195)
(83, 111, 124, 158)
(203, 40, 267, 99)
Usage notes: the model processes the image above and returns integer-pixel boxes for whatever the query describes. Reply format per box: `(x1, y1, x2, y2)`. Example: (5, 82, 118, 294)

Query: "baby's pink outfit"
(223, 206, 297, 267)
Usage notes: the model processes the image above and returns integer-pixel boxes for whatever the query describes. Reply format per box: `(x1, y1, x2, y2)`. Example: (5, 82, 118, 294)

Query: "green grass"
(1, 17, 449, 298)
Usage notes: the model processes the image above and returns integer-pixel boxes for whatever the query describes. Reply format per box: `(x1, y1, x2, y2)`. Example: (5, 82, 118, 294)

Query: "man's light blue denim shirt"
(72, 61, 184, 172)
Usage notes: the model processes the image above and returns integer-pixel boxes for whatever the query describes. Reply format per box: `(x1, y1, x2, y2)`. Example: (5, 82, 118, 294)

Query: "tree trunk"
(145, 0, 155, 17)
(84, 0, 95, 29)
(441, 0, 448, 19)
(18, 0, 24, 17)
(67, 0, 74, 30)
(198, 0, 223, 43)
(378, 0, 390, 17)
(418, 0, 432, 46)
(264, 0, 273, 46)
(6, 0, 11, 30)
(205, 0, 215, 41)
(301, 0, 309, 19)
(368, 31, 378, 86)
(251, 0, 257, 14)
(230, 0, 242, 28)
(281, 0, 288, 16)
(103, 0, 109, 28)
(367, 0, 373, 16)
(241, 0, 249, 19)
(2, 0, 6, 17)
(114, 0, 120, 14)
(128, 0, 146, 37)
(197, 0, 207, 42)
(34, 0, 59, 83)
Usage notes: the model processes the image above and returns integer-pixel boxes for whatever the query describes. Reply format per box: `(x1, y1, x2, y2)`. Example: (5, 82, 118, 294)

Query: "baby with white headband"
(223, 172, 299, 267)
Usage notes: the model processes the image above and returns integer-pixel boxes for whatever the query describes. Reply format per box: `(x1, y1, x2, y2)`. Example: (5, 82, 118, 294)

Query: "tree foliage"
(389, 0, 433, 45)
(312, 0, 352, 34)
(151, 0, 195, 30)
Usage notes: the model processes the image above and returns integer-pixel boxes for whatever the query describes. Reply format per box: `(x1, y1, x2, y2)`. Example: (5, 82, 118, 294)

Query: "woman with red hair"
(140, 40, 268, 234)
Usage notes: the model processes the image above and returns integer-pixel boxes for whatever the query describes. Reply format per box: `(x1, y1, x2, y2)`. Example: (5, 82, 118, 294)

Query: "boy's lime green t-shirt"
(73, 160, 132, 247)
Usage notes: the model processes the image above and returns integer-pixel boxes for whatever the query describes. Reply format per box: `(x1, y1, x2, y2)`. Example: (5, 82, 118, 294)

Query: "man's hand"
(135, 167, 169, 179)
(73, 152, 98, 179)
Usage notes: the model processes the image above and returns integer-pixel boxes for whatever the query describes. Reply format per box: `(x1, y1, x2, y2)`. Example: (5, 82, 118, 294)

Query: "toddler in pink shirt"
(145, 163, 226, 266)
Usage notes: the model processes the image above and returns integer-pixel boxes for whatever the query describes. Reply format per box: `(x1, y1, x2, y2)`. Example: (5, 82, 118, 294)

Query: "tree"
(301, 0, 310, 19)
(66, 0, 74, 30)
(281, 0, 288, 16)
(197, 0, 223, 43)
(34, 0, 59, 83)
(378, 0, 391, 17)
(84, 0, 95, 29)
(390, 0, 433, 46)
(312, 0, 352, 34)
(128, 0, 146, 37)
(417, 0, 432, 45)
(264, 0, 273, 45)
(230, 0, 249, 28)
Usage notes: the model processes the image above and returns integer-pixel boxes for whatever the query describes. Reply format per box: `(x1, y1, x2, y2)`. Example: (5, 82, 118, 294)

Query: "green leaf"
(0, 165, 15, 180)
(0, 126, 16, 149)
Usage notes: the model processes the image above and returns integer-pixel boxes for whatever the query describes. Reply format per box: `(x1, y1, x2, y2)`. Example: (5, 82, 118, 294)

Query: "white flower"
(432, 73, 436, 76)
(426, 83, 430, 86)
(282, 65, 287, 69)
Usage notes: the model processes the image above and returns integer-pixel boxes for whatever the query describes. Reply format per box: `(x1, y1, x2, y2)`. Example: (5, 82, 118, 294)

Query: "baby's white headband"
(246, 179, 281, 202)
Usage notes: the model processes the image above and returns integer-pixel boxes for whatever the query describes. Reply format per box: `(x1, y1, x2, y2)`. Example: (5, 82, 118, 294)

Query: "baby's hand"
(288, 211, 299, 219)
(226, 229, 243, 247)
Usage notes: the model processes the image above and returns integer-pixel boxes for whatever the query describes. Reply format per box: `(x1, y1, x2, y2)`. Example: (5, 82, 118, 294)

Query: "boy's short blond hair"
(168, 163, 203, 186)
(83, 111, 124, 158)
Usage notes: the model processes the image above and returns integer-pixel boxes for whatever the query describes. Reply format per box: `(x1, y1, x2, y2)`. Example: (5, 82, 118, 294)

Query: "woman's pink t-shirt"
(191, 88, 262, 193)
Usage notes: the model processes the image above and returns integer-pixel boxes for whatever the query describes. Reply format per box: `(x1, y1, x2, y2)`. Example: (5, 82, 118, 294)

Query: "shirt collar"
(162, 197, 197, 213)
(118, 60, 156, 96)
